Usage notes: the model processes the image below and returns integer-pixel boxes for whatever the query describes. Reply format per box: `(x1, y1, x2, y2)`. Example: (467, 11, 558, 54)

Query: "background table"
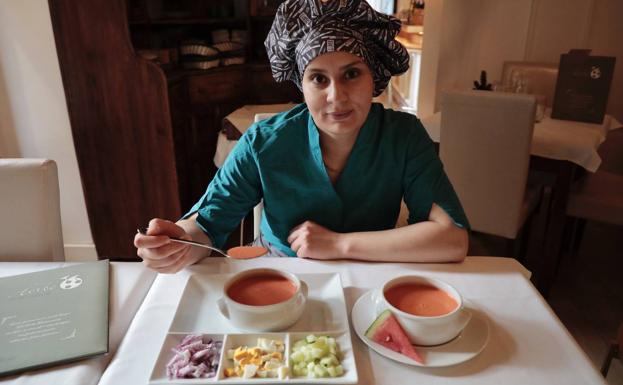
(0, 262, 156, 385)
(419, 109, 621, 173)
(100, 257, 606, 385)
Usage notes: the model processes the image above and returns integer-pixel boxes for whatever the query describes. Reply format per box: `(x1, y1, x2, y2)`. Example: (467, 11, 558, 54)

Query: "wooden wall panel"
(48, 0, 181, 260)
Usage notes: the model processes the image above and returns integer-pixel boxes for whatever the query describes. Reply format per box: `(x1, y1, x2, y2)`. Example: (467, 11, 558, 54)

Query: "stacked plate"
(179, 40, 220, 70)
(179, 39, 245, 70)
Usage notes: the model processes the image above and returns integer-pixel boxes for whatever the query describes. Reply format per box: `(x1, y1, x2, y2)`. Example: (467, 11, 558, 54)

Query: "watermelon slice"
(364, 310, 424, 364)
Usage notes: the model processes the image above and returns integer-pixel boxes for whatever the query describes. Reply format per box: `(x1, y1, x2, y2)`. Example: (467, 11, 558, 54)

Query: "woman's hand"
(134, 218, 200, 273)
(287, 221, 345, 260)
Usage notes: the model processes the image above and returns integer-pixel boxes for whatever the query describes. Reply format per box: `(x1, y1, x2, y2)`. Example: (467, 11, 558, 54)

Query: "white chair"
(395, 201, 410, 228)
(0, 158, 65, 261)
(500, 61, 558, 107)
(440, 90, 539, 256)
(249, 113, 279, 240)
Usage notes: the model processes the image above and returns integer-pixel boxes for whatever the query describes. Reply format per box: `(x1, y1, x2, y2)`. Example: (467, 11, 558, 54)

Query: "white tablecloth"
(99, 257, 605, 385)
(215, 103, 296, 168)
(0, 262, 156, 385)
(419, 110, 622, 172)
(223, 103, 296, 136)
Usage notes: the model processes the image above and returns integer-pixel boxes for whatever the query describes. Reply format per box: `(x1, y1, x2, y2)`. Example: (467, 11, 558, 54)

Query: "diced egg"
(225, 338, 287, 379)
(242, 364, 258, 379)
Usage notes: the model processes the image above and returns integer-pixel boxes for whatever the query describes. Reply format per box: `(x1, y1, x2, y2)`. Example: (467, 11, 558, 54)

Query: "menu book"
(0, 260, 109, 377)
(551, 50, 616, 124)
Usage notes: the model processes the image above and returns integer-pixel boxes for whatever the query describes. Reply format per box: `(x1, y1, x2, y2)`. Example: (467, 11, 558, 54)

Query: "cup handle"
(458, 308, 472, 330)
(217, 297, 229, 320)
(295, 281, 308, 306)
(371, 289, 387, 316)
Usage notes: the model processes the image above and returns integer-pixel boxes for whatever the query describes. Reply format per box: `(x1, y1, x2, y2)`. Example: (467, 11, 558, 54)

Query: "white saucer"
(351, 290, 490, 368)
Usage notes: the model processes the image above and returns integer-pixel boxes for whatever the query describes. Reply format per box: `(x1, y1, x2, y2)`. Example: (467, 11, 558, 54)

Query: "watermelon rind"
(364, 309, 424, 364)
(364, 310, 392, 338)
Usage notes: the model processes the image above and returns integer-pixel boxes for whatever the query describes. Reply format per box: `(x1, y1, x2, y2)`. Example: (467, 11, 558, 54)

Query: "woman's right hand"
(133, 218, 198, 273)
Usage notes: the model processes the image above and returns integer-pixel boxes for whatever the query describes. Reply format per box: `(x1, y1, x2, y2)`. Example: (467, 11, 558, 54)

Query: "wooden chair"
(601, 322, 623, 376)
(564, 127, 623, 255)
(440, 90, 540, 259)
(567, 171, 623, 226)
(0, 159, 65, 261)
(248, 113, 279, 242)
(564, 170, 623, 254)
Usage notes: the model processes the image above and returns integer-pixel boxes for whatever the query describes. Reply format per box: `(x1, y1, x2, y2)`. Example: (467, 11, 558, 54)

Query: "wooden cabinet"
(187, 69, 247, 104)
(131, 0, 301, 220)
(170, 64, 301, 214)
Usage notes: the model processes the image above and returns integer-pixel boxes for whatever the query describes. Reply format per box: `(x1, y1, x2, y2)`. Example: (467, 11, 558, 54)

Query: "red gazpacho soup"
(384, 283, 458, 317)
(227, 273, 296, 306)
(226, 246, 268, 259)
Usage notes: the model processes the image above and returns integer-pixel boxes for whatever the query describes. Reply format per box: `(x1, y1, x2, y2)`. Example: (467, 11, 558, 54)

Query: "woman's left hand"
(287, 221, 345, 259)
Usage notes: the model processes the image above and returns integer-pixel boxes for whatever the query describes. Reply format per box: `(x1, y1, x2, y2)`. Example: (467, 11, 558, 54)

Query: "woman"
(134, 0, 469, 273)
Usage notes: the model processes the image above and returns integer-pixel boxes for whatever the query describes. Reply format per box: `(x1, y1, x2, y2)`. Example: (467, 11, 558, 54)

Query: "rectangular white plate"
(149, 273, 358, 384)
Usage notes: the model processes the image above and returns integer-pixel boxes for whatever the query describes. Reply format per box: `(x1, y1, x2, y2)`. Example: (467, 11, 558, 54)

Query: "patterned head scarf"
(265, 0, 409, 97)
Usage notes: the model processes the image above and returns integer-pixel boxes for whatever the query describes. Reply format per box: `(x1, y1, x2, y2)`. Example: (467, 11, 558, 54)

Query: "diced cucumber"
(290, 350, 304, 363)
(314, 364, 328, 377)
(320, 355, 339, 367)
(293, 339, 307, 350)
(293, 367, 307, 377)
(310, 347, 324, 358)
(290, 335, 344, 378)
(334, 365, 344, 376)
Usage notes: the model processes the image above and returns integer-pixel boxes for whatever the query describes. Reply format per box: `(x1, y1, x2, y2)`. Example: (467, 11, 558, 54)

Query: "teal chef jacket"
(185, 103, 469, 256)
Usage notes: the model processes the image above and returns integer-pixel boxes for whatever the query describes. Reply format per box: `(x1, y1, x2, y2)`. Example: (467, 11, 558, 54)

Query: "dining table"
(0, 261, 156, 385)
(97, 256, 606, 385)
(215, 105, 622, 296)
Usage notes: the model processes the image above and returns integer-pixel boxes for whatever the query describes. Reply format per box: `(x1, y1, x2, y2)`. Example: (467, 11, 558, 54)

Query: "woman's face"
(302, 51, 374, 139)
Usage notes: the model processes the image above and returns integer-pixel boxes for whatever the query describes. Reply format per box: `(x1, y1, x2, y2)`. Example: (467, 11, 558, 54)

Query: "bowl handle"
(295, 281, 309, 306)
(216, 297, 230, 320)
(457, 308, 472, 330)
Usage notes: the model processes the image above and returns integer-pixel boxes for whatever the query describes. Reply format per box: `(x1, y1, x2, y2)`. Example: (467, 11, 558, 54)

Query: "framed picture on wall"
(551, 50, 615, 124)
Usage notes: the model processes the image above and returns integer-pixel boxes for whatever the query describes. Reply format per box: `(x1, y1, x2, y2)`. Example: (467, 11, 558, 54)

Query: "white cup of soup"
(217, 268, 308, 332)
(376, 275, 471, 346)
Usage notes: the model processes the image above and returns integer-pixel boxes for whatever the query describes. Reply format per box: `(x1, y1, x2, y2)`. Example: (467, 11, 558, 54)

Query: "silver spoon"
(136, 228, 233, 258)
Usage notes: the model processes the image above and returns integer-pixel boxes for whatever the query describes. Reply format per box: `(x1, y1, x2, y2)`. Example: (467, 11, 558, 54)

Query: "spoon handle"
(136, 229, 230, 258)
(168, 237, 229, 257)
